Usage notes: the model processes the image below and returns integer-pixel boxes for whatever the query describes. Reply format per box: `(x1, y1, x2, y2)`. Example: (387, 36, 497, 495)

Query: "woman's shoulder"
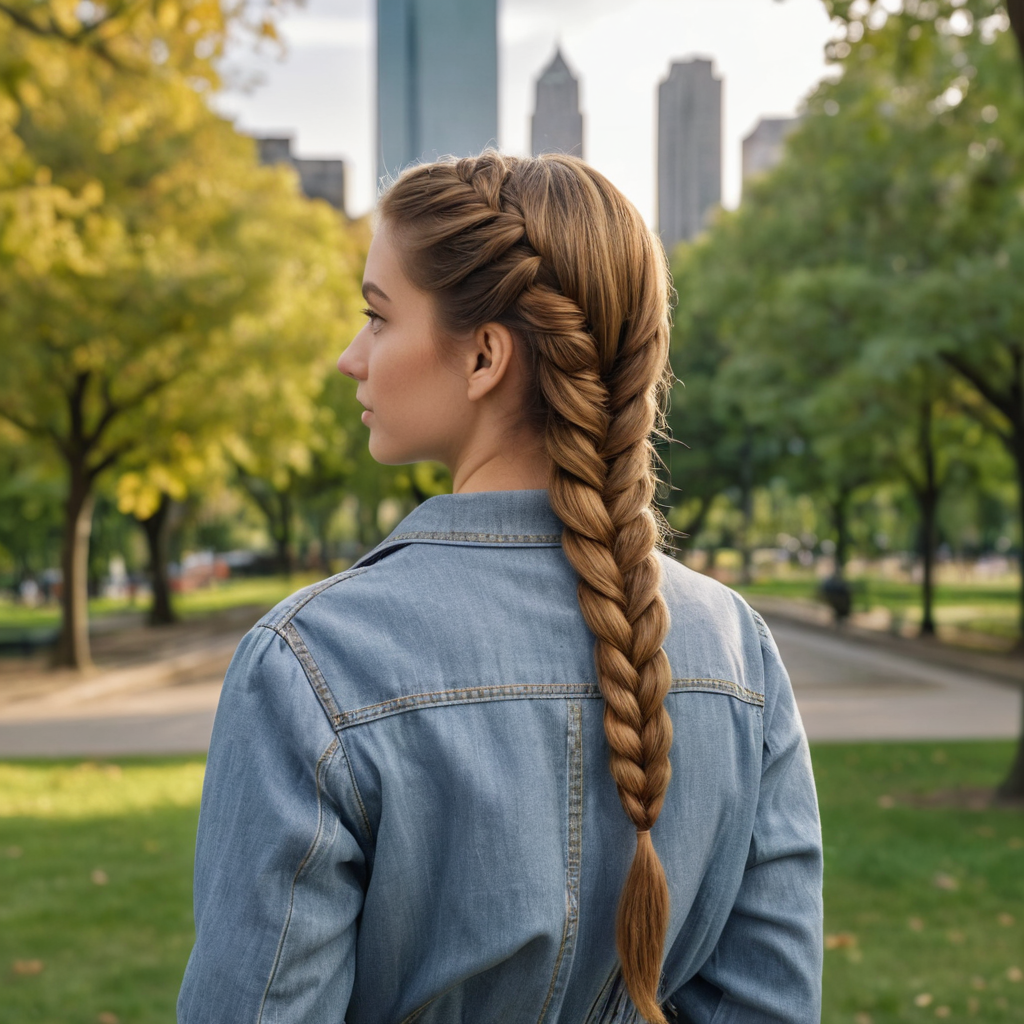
(657, 551, 773, 692)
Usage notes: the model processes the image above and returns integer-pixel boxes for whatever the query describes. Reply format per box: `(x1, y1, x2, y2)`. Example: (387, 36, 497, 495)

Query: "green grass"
(0, 573, 322, 634)
(813, 741, 1024, 1023)
(1, 743, 1022, 1022)
(0, 759, 205, 1024)
(739, 577, 1022, 642)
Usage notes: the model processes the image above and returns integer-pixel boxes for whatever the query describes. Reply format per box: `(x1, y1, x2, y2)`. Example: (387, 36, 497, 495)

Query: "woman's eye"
(361, 307, 384, 330)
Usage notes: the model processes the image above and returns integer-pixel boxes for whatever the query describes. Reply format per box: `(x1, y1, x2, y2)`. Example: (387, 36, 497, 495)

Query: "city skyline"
(214, 0, 835, 225)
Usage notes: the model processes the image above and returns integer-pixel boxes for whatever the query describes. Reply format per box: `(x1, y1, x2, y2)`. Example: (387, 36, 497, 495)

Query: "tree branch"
(940, 350, 1015, 423)
(1007, 0, 1024, 71)
(0, 0, 133, 69)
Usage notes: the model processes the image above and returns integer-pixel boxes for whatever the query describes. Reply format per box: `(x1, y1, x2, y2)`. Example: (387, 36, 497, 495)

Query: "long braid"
(380, 152, 674, 1024)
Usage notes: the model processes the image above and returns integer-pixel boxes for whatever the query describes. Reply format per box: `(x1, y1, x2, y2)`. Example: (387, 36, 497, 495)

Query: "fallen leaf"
(12, 959, 43, 976)
(908, 917, 925, 931)
(1008, 837, 1023, 850)
(877, 795, 896, 809)
(934, 1007, 950, 1019)
(947, 930, 965, 944)
(97, 1014, 120, 1024)
(914, 993, 933, 1008)
(825, 932, 857, 950)
(1007, 967, 1022, 983)
(967, 997, 979, 1015)
(854, 1014, 872, 1024)
(5, 846, 22, 858)
(932, 873, 958, 891)
(997, 912, 1015, 926)
(970, 976, 986, 990)
(91, 869, 108, 886)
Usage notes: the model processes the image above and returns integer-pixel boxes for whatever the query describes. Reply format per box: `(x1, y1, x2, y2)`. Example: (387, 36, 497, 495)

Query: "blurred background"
(0, 1, 1022, 1021)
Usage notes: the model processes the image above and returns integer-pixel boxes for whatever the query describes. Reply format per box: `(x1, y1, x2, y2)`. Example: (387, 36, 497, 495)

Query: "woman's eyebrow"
(361, 282, 390, 303)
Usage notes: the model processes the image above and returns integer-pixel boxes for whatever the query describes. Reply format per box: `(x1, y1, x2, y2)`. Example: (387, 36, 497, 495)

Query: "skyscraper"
(741, 117, 799, 196)
(657, 58, 722, 252)
(256, 137, 347, 216)
(531, 47, 583, 159)
(376, 0, 498, 189)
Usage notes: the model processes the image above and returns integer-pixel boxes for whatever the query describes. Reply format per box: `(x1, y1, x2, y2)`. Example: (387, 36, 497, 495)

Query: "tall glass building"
(376, 0, 498, 190)
(657, 58, 722, 252)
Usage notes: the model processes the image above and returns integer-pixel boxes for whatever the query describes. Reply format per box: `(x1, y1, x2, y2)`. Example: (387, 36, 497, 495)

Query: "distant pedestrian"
(179, 151, 823, 1024)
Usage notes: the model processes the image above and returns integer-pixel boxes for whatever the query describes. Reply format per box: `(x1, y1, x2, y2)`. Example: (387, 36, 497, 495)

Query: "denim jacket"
(178, 489, 823, 1024)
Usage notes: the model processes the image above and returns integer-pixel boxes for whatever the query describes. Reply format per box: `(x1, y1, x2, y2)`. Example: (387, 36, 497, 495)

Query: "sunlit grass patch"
(1, 743, 1022, 1022)
(1, 758, 204, 1024)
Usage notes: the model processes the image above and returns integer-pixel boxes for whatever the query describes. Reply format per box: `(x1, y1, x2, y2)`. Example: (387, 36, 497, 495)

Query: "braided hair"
(379, 151, 674, 1023)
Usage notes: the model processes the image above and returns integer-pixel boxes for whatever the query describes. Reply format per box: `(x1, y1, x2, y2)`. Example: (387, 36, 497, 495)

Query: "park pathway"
(0, 610, 1019, 757)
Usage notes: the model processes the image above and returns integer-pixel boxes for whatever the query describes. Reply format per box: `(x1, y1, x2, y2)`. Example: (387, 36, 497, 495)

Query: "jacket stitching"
(537, 700, 585, 1023)
(387, 530, 563, 543)
(266, 622, 373, 843)
(267, 567, 371, 629)
(256, 737, 339, 1024)
(271, 622, 344, 722)
(334, 679, 764, 730)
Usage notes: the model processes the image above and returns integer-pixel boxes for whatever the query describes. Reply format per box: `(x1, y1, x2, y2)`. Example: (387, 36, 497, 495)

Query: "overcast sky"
(214, 0, 837, 225)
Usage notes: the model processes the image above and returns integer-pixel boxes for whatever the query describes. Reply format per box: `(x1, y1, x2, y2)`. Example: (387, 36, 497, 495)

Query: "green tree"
(0, 12, 365, 666)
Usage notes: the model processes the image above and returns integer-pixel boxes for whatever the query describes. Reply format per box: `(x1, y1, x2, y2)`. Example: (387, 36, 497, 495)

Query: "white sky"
(214, 0, 836, 225)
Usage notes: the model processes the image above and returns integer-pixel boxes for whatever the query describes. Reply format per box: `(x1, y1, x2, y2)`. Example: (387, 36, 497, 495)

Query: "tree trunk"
(831, 490, 850, 575)
(738, 427, 754, 586)
(996, 436, 1024, 800)
(1007, 0, 1024, 69)
(141, 493, 177, 626)
(274, 490, 294, 576)
(917, 397, 939, 637)
(54, 464, 94, 670)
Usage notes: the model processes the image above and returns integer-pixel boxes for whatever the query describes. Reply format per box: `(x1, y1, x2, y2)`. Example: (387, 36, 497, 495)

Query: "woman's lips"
(360, 409, 372, 425)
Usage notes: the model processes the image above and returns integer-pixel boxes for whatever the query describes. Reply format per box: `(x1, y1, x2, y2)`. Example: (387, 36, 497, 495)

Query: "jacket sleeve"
(666, 617, 824, 1024)
(177, 624, 368, 1024)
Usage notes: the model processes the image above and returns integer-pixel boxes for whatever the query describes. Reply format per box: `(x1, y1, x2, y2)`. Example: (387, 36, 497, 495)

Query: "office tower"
(531, 47, 584, 158)
(256, 137, 347, 216)
(376, 0, 498, 188)
(657, 58, 722, 252)
(742, 116, 799, 194)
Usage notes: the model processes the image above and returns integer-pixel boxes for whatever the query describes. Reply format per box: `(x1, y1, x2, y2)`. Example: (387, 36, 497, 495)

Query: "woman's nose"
(337, 341, 365, 380)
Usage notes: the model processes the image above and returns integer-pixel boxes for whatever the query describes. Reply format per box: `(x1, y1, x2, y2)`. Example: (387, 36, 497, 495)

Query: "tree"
(0, 13, 366, 666)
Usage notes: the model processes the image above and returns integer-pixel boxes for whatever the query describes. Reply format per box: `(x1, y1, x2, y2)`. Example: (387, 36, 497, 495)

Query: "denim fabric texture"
(177, 489, 823, 1024)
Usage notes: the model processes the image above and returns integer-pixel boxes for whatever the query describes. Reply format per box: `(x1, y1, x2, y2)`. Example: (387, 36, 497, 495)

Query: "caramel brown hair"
(379, 150, 674, 1023)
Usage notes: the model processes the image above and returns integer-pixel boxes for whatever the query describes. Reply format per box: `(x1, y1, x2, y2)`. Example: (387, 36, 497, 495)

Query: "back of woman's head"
(380, 151, 675, 1024)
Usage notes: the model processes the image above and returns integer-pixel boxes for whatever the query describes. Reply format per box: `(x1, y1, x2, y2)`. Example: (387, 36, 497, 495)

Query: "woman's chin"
(367, 435, 418, 467)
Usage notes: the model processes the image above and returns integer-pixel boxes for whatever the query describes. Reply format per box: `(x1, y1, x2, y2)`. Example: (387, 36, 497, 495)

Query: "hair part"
(380, 150, 675, 1023)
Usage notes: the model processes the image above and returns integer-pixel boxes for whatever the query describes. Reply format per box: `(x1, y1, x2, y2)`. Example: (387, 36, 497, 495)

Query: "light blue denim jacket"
(178, 489, 822, 1024)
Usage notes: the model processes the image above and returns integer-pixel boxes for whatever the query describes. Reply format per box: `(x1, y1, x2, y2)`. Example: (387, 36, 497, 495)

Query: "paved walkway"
(0, 609, 1019, 756)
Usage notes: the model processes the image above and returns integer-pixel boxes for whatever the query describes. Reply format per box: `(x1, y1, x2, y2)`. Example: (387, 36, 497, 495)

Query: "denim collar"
(353, 489, 564, 568)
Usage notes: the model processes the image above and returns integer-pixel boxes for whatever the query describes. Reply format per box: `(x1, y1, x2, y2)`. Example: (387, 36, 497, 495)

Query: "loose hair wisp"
(379, 151, 675, 1023)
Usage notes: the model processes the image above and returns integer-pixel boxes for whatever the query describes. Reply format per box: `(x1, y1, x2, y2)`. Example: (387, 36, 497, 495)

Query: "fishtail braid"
(379, 151, 674, 1024)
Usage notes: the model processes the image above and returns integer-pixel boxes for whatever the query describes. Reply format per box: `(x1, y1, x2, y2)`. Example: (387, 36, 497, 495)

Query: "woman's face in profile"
(338, 222, 473, 467)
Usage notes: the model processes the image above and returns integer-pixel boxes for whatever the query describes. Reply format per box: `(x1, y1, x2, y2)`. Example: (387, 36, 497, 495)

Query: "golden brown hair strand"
(379, 151, 674, 1024)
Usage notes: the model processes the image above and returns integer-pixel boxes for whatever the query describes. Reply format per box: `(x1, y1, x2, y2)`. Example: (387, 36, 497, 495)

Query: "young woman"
(178, 152, 823, 1024)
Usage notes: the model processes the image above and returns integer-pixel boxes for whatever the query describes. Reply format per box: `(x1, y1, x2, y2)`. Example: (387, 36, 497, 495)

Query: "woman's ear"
(465, 322, 516, 402)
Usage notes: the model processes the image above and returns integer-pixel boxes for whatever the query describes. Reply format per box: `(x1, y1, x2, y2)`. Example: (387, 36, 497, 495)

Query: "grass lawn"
(739, 577, 1022, 643)
(0, 574, 322, 635)
(1, 742, 1022, 1023)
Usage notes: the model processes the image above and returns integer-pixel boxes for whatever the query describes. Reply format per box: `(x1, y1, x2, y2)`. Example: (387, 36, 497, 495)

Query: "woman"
(178, 152, 823, 1024)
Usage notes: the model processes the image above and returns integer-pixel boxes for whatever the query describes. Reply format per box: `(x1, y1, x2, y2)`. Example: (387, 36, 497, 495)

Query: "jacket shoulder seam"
(266, 566, 372, 629)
